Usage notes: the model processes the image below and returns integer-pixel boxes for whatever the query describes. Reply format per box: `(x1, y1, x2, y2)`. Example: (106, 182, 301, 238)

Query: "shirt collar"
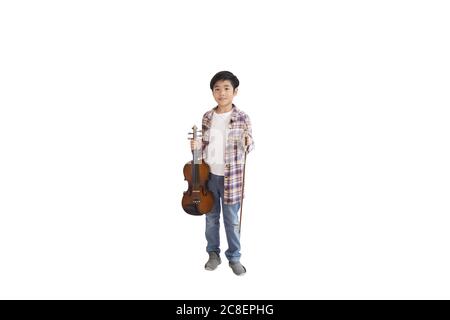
(207, 104, 239, 123)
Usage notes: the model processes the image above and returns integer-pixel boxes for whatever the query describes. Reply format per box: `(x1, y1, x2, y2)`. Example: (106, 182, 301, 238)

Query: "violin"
(182, 125, 215, 215)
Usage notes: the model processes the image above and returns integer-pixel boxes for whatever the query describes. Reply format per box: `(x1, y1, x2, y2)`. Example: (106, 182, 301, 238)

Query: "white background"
(1, 1, 449, 299)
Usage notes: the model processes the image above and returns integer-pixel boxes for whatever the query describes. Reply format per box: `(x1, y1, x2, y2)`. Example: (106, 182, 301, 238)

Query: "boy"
(191, 71, 254, 276)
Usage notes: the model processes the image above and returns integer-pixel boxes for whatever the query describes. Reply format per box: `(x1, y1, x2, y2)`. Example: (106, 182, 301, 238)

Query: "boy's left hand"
(244, 134, 252, 147)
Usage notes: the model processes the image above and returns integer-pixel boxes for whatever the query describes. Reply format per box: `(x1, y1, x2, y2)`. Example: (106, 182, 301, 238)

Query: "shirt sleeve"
(244, 113, 254, 154)
(201, 113, 209, 159)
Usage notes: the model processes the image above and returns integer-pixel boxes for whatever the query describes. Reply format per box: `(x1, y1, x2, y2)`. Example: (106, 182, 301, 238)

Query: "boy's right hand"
(190, 139, 201, 151)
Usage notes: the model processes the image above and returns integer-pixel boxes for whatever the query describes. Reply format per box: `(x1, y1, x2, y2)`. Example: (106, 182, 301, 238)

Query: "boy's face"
(212, 80, 238, 108)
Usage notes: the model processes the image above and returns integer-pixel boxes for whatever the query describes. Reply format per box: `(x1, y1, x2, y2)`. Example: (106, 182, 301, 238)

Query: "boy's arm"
(244, 114, 254, 154)
(201, 114, 209, 159)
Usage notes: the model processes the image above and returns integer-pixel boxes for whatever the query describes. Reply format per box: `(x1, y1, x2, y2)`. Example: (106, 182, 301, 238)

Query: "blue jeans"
(205, 173, 241, 263)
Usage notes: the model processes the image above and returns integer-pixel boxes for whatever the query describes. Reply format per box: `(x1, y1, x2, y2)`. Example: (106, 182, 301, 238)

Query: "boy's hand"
(190, 139, 201, 151)
(244, 135, 252, 147)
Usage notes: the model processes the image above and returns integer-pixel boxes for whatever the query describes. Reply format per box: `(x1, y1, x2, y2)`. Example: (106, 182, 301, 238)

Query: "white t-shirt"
(205, 110, 232, 176)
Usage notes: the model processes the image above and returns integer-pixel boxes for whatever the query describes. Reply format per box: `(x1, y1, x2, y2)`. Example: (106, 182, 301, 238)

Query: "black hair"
(210, 71, 239, 91)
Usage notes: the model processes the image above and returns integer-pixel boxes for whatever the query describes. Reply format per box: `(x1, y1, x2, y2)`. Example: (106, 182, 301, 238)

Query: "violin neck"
(192, 148, 202, 189)
(193, 148, 202, 164)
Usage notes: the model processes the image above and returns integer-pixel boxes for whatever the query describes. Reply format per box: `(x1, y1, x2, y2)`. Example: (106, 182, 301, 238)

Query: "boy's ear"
(234, 87, 239, 95)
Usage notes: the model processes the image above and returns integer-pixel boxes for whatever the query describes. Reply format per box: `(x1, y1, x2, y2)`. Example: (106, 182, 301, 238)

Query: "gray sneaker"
(229, 261, 246, 276)
(205, 252, 221, 271)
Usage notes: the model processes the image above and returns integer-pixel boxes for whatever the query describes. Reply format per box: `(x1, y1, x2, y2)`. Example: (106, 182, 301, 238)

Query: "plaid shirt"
(201, 104, 254, 205)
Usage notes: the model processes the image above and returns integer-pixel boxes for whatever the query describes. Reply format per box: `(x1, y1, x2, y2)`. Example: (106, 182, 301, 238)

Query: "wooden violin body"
(182, 125, 215, 215)
(182, 160, 214, 215)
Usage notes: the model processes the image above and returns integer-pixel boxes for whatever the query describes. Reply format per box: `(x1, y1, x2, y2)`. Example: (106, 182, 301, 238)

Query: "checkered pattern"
(201, 105, 254, 205)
